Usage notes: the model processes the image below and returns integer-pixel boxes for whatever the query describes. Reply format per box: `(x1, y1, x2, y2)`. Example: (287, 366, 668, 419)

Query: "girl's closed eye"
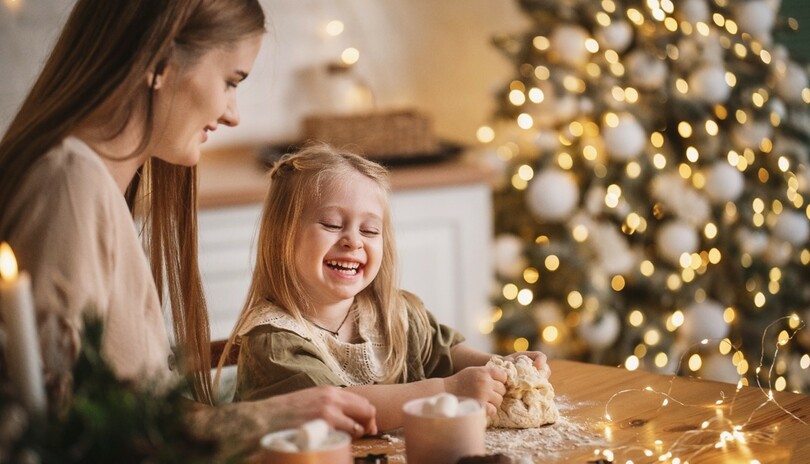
(319, 221, 341, 230)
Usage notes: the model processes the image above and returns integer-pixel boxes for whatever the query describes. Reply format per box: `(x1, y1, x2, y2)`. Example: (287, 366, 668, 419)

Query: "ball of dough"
(486, 356, 558, 428)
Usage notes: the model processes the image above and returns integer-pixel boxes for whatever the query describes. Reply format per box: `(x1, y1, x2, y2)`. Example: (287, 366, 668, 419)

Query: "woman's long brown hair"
(0, 0, 265, 405)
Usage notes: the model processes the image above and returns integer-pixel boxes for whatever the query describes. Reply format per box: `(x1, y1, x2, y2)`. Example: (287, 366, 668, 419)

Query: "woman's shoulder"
(237, 300, 309, 340)
(4, 137, 125, 243)
(22, 137, 120, 209)
(36, 137, 111, 181)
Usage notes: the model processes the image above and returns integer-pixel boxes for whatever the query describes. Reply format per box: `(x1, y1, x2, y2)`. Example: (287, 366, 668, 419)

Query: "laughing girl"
(228, 143, 547, 430)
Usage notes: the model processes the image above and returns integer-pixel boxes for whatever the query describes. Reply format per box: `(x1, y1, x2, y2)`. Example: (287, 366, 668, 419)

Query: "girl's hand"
(499, 351, 549, 373)
(443, 366, 507, 417)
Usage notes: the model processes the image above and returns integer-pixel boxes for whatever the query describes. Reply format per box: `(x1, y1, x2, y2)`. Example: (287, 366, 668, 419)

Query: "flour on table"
(486, 397, 606, 461)
(352, 398, 605, 463)
(487, 355, 558, 428)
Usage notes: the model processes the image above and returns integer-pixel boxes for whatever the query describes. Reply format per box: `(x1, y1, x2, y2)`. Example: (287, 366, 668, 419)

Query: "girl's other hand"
(442, 366, 507, 417)
(500, 351, 549, 373)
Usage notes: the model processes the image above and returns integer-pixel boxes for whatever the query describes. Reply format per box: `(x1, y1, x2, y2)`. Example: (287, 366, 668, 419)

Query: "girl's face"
(294, 170, 386, 310)
(150, 34, 263, 166)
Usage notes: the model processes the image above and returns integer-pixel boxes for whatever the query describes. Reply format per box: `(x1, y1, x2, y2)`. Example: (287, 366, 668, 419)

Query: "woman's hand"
(259, 385, 377, 438)
(499, 350, 549, 373)
(442, 366, 507, 417)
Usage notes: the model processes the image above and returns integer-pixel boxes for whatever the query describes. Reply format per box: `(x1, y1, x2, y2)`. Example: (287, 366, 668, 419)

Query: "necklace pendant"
(311, 308, 352, 338)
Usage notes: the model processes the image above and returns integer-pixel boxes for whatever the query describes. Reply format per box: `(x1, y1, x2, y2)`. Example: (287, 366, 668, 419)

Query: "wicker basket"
(301, 109, 439, 159)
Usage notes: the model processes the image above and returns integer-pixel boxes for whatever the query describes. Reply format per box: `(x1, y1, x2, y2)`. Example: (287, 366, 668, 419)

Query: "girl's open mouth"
(325, 259, 364, 276)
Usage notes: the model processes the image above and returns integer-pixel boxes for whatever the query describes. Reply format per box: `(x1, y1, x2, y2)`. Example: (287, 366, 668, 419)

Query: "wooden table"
(352, 360, 810, 463)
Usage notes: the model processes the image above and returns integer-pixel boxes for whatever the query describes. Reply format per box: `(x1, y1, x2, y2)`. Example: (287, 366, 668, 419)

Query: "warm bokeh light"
(340, 47, 360, 65)
(476, 126, 495, 143)
(325, 20, 344, 36)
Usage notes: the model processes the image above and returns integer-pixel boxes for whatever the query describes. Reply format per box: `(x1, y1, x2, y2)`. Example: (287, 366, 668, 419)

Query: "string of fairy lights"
(479, 0, 810, 396)
(588, 316, 807, 463)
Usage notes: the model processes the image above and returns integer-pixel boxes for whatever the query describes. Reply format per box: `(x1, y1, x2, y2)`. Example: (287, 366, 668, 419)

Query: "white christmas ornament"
(677, 35, 724, 67)
(549, 25, 592, 67)
(736, 228, 769, 257)
(772, 211, 810, 246)
(579, 97, 595, 114)
(775, 61, 809, 103)
(656, 220, 700, 266)
(602, 113, 647, 160)
(626, 51, 668, 90)
(493, 234, 529, 279)
(526, 169, 580, 222)
(764, 237, 793, 267)
(704, 162, 745, 203)
(532, 300, 565, 325)
(676, 38, 701, 67)
(697, 34, 726, 64)
(577, 310, 620, 350)
(650, 173, 712, 226)
(591, 221, 636, 275)
(701, 353, 740, 384)
(594, 20, 633, 53)
(773, 43, 791, 64)
(584, 186, 606, 216)
(677, 0, 711, 24)
(769, 98, 787, 120)
(688, 64, 731, 104)
(680, 300, 729, 344)
(735, 1, 776, 41)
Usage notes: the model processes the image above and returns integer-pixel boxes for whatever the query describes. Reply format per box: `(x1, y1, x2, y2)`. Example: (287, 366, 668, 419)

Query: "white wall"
(0, 0, 526, 147)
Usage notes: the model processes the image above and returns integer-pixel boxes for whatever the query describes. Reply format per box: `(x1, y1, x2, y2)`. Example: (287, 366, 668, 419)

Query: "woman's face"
(150, 34, 263, 166)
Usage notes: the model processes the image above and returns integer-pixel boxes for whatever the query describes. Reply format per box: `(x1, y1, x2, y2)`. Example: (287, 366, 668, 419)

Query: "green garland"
(0, 316, 221, 463)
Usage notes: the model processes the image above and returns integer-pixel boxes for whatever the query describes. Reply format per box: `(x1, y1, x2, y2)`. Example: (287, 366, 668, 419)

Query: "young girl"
(230, 143, 548, 430)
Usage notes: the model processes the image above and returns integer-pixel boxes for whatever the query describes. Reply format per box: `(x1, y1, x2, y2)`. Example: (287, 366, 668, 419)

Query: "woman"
(0, 0, 376, 444)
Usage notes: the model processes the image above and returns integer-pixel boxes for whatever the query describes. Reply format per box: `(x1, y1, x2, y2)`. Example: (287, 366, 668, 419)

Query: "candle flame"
(0, 242, 19, 280)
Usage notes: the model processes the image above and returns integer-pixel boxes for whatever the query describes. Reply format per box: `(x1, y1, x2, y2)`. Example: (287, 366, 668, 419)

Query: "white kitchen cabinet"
(198, 181, 493, 352)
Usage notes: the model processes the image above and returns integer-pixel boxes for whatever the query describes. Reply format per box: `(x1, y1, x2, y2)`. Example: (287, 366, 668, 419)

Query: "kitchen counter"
(198, 144, 496, 209)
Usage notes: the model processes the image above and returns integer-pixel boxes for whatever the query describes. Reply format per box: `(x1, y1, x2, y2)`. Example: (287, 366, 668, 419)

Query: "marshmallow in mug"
(420, 393, 481, 418)
(263, 419, 344, 452)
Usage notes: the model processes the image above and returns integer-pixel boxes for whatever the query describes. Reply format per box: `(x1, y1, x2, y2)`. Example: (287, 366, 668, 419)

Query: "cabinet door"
(391, 184, 492, 352)
(198, 204, 262, 340)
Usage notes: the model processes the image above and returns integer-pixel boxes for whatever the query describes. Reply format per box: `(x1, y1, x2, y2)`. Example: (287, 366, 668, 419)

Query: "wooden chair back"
(210, 339, 239, 369)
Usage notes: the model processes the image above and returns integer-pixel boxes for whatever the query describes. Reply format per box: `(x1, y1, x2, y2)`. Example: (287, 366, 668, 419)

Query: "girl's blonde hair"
(0, 0, 266, 406)
(220, 143, 430, 387)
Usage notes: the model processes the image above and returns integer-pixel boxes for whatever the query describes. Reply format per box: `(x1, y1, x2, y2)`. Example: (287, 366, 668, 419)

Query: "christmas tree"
(482, 0, 810, 393)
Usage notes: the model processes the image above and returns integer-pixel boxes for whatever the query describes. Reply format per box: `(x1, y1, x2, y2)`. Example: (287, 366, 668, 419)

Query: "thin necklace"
(310, 308, 352, 337)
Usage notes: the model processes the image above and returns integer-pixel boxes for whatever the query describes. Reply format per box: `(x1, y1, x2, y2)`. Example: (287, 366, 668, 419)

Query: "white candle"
(0, 242, 46, 414)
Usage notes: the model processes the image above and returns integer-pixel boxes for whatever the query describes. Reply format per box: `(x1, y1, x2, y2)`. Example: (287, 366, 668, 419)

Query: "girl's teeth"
(326, 260, 361, 275)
